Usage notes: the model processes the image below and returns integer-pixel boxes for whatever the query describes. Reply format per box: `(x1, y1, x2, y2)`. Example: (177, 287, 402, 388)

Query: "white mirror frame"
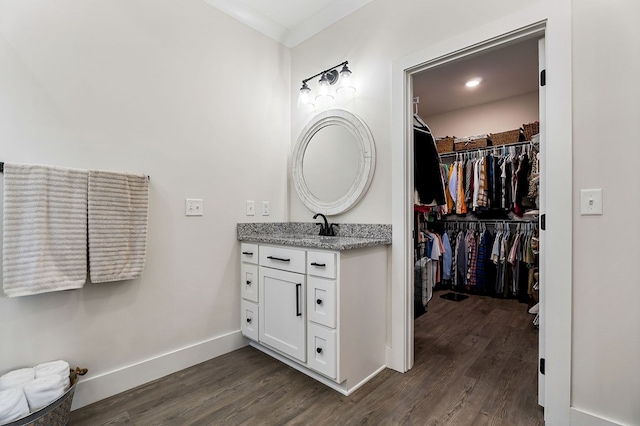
(292, 109, 376, 215)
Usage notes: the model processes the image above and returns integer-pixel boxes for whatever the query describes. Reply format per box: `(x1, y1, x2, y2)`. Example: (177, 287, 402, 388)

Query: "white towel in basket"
(0, 388, 30, 424)
(34, 360, 70, 391)
(0, 368, 34, 391)
(88, 170, 149, 283)
(23, 375, 66, 412)
(2, 163, 88, 297)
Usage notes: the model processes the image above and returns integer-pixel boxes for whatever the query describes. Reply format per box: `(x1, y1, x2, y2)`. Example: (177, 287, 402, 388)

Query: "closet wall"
(425, 91, 539, 139)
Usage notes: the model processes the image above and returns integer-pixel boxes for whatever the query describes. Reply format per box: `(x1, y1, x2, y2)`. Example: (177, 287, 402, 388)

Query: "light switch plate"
(262, 201, 270, 216)
(186, 198, 203, 216)
(246, 200, 255, 216)
(580, 189, 603, 215)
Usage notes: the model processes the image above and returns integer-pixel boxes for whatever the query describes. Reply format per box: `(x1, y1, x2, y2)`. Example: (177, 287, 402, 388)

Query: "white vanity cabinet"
(240, 241, 388, 396)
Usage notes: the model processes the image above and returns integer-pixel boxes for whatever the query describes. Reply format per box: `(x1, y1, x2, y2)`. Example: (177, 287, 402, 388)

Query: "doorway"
(410, 34, 544, 415)
(390, 15, 573, 423)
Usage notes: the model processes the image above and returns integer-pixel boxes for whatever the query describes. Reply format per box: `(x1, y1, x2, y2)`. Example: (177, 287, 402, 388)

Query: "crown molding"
(202, 0, 373, 48)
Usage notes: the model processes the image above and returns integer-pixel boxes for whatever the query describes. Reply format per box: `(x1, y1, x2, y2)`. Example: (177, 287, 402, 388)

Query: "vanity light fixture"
(297, 61, 355, 109)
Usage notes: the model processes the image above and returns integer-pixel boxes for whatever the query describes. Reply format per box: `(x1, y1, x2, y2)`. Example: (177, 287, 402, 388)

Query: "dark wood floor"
(70, 290, 543, 425)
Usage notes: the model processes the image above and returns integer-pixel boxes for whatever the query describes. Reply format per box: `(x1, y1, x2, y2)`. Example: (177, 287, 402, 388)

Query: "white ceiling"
(202, 0, 374, 47)
(413, 38, 540, 118)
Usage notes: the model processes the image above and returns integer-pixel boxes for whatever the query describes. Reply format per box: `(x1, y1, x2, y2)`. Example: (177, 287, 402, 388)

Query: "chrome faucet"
(313, 213, 337, 236)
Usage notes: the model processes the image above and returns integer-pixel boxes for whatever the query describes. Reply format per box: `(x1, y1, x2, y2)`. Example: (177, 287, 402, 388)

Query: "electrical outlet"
(246, 200, 255, 216)
(262, 201, 270, 216)
(185, 198, 203, 216)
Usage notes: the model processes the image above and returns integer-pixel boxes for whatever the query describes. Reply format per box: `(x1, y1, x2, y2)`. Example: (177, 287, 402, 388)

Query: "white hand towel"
(88, 170, 149, 283)
(3, 163, 89, 297)
(0, 367, 34, 390)
(34, 360, 70, 390)
(0, 388, 30, 423)
(23, 375, 66, 412)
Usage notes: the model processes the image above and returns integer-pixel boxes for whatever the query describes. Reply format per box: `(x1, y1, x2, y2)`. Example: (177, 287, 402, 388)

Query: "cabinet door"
(307, 322, 337, 380)
(259, 267, 306, 362)
(241, 263, 258, 302)
(307, 276, 336, 328)
(241, 299, 259, 341)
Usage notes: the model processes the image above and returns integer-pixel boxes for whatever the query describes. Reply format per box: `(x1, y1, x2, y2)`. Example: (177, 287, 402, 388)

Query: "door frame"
(390, 3, 572, 424)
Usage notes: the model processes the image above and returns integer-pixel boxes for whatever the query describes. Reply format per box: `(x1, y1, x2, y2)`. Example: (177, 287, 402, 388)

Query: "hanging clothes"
(414, 124, 446, 206)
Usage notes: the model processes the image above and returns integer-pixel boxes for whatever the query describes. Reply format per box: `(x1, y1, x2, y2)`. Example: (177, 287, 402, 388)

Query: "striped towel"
(88, 170, 149, 283)
(3, 164, 88, 297)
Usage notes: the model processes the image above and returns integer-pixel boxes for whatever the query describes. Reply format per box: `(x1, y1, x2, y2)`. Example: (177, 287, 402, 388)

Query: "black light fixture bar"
(301, 61, 349, 84)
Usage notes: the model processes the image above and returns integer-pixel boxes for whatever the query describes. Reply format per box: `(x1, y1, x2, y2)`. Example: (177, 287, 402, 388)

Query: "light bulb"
(337, 64, 356, 95)
(315, 73, 334, 102)
(297, 82, 315, 109)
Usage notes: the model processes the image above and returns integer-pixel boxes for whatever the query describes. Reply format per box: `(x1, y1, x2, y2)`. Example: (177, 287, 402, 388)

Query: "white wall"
(425, 91, 539, 138)
(292, 0, 638, 425)
(571, 0, 640, 424)
(289, 0, 546, 224)
(0, 0, 290, 408)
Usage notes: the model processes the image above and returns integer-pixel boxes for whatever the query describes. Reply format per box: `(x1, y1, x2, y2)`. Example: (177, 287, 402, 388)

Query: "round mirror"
(292, 109, 376, 215)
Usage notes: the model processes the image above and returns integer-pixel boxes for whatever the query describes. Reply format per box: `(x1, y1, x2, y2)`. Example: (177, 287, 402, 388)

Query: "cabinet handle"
(316, 347, 322, 354)
(246, 280, 251, 285)
(242, 251, 253, 256)
(310, 262, 326, 267)
(246, 318, 252, 323)
(267, 256, 290, 262)
(296, 283, 302, 317)
(316, 299, 322, 305)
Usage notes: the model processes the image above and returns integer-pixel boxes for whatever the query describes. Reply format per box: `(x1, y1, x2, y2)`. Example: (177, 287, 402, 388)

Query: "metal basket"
(2, 368, 87, 426)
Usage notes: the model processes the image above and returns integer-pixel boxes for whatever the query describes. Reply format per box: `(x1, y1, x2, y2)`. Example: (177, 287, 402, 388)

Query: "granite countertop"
(237, 222, 391, 251)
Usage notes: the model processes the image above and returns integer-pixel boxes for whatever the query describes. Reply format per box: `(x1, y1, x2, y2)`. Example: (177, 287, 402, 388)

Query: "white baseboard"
(71, 331, 247, 410)
(571, 407, 623, 426)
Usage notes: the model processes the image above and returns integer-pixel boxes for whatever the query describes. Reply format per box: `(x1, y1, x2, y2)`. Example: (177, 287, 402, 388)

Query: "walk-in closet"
(410, 36, 544, 415)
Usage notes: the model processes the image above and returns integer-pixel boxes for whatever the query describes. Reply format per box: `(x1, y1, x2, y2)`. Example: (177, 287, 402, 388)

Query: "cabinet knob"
(246, 280, 251, 285)
(316, 299, 322, 305)
(316, 347, 322, 354)
(246, 318, 252, 323)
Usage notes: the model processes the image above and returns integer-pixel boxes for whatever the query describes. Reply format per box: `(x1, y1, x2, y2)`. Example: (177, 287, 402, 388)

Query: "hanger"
(413, 114, 432, 134)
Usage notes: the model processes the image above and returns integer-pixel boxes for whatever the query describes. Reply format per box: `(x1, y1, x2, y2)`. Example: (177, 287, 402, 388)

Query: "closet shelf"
(438, 139, 538, 158)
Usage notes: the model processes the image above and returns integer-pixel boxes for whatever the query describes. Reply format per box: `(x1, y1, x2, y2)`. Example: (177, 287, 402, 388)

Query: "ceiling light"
(297, 61, 355, 109)
(465, 79, 482, 88)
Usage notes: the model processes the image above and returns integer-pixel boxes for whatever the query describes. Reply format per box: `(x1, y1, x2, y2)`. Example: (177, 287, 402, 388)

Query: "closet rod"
(438, 140, 538, 159)
(440, 217, 539, 224)
(0, 162, 149, 180)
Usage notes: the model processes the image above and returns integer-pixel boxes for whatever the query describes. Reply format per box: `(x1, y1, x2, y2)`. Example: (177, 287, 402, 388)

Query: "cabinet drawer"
(241, 299, 259, 341)
(307, 322, 337, 380)
(307, 276, 336, 328)
(241, 263, 258, 302)
(240, 243, 259, 264)
(307, 251, 337, 279)
(259, 245, 306, 274)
